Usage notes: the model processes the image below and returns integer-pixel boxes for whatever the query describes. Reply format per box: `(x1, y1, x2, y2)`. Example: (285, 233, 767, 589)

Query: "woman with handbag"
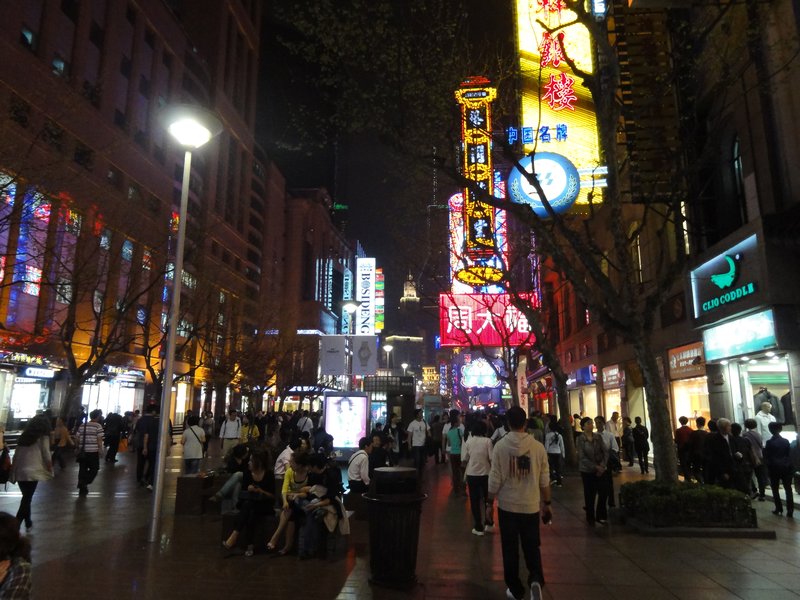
(180, 415, 206, 474)
(10, 415, 53, 531)
(577, 417, 610, 526)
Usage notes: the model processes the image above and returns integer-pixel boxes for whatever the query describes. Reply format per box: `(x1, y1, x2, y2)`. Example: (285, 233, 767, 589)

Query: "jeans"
(411, 445, 426, 473)
(498, 508, 544, 599)
(449, 454, 462, 492)
(547, 454, 562, 485)
(52, 446, 66, 469)
(769, 469, 794, 515)
(581, 471, 608, 523)
(753, 464, 768, 498)
(78, 452, 100, 489)
(217, 471, 243, 513)
(299, 504, 325, 556)
(16, 481, 38, 526)
(184, 458, 201, 475)
(466, 475, 489, 530)
(136, 448, 155, 485)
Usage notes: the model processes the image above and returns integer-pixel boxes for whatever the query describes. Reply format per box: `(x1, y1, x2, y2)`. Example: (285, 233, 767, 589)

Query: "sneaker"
(146, 484, 153, 491)
(484, 524, 494, 532)
(597, 519, 608, 525)
(506, 589, 520, 600)
(530, 581, 543, 600)
(471, 528, 484, 536)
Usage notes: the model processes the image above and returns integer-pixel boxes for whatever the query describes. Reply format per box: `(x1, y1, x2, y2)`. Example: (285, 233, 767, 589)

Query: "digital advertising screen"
(324, 392, 368, 450)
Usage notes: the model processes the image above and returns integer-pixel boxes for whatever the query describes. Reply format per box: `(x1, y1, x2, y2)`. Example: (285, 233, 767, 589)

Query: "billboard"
(324, 392, 368, 450)
(356, 258, 376, 334)
(375, 268, 385, 331)
(351, 335, 379, 376)
(320, 336, 347, 375)
(439, 293, 539, 347)
(513, 0, 603, 213)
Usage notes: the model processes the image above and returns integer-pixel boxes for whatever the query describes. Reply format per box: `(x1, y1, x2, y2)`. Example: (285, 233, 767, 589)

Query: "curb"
(625, 517, 777, 539)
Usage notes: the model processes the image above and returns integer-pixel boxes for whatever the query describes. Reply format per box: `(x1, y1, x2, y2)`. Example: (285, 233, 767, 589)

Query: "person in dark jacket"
(764, 422, 794, 517)
(632, 417, 650, 474)
(0, 512, 31, 598)
(730, 422, 755, 494)
(368, 433, 388, 478)
(687, 416, 708, 483)
(103, 412, 125, 464)
(707, 418, 736, 488)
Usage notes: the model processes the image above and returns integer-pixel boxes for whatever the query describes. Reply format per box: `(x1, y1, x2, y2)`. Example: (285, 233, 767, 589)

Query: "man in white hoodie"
(488, 406, 551, 600)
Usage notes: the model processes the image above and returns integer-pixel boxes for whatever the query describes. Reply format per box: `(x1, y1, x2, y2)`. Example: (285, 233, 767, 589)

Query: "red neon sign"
(439, 293, 539, 347)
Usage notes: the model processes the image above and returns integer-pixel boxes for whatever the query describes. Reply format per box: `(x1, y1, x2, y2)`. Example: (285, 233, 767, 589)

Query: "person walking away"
(462, 420, 493, 535)
(10, 415, 53, 530)
(51, 417, 72, 470)
(730, 422, 755, 494)
(74, 410, 104, 495)
(219, 409, 242, 458)
(577, 417, 610, 526)
(544, 426, 565, 486)
(445, 413, 465, 494)
(407, 409, 430, 474)
(181, 415, 206, 474)
(103, 412, 124, 464)
(687, 416, 708, 483)
(0, 512, 32, 598)
(632, 417, 650, 474)
(488, 406, 551, 600)
(430, 415, 445, 464)
(135, 404, 160, 490)
(764, 422, 794, 517)
(202, 411, 215, 457)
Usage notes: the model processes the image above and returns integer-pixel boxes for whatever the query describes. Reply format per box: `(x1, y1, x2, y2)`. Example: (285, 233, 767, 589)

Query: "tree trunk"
(60, 378, 84, 421)
(552, 371, 577, 467)
(632, 337, 678, 483)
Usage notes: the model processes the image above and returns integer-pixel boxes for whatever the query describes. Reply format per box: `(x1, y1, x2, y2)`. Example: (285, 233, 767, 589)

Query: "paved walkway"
(2, 445, 798, 599)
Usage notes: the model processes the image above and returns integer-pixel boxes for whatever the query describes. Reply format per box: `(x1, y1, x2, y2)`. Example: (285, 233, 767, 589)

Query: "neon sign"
(516, 0, 602, 212)
(454, 77, 499, 265)
(439, 293, 539, 347)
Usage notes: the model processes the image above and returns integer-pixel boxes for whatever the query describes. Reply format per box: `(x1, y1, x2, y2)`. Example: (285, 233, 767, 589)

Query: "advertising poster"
(324, 392, 368, 450)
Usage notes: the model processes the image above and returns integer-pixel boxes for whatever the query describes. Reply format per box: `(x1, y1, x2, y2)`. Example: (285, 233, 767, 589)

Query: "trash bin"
(364, 467, 427, 589)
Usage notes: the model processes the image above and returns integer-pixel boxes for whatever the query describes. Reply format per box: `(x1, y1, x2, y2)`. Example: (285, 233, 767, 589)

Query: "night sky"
(255, 1, 515, 330)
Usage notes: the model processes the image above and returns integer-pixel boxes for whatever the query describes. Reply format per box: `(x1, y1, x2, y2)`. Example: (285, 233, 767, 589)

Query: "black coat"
(707, 432, 736, 485)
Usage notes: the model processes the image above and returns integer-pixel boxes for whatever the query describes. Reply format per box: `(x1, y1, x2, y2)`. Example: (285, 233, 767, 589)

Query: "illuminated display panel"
(439, 293, 539, 347)
(324, 393, 368, 449)
(516, 0, 602, 209)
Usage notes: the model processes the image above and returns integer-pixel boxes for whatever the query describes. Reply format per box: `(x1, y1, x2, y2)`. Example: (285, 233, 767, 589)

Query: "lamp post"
(383, 344, 393, 370)
(148, 105, 222, 544)
(342, 299, 360, 390)
(401, 362, 409, 376)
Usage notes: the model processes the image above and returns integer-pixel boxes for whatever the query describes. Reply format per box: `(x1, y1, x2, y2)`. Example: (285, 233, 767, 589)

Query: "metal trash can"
(364, 467, 427, 589)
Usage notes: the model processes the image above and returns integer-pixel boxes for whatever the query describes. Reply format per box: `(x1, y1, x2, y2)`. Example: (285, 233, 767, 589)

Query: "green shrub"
(619, 480, 755, 528)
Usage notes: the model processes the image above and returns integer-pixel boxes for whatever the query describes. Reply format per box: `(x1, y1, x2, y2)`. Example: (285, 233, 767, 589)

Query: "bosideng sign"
(356, 258, 376, 335)
(690, 234, 760, 319)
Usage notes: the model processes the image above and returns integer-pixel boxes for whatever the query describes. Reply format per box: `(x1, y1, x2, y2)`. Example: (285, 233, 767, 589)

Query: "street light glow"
(343, 300, 360, 314)
(167, 118, 213, 148)
(383, 344, 393, 353)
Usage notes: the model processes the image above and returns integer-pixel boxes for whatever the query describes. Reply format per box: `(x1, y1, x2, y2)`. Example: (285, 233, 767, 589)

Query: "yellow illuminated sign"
(516, 0, 602, 208)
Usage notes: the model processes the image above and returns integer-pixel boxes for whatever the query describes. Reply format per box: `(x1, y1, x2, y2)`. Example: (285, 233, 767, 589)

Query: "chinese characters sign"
(439, 293, 539, 347)
(454, 77, 498, 260)
(515, 0, 602, 211)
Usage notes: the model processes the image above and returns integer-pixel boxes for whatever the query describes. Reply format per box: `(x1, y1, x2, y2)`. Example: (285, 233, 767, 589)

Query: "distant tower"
(400, 273, 420, 307)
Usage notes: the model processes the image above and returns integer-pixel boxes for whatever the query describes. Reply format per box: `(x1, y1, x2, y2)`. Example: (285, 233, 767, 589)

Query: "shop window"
(22, 265, 42, 296)
(56, 278, 72, 304)
(121, 239, 134, 261)
(52, 55, 68, 77)
(99, 228, 112, 250)
(20, 26, 37, 51)
(73, 143, 94, 170)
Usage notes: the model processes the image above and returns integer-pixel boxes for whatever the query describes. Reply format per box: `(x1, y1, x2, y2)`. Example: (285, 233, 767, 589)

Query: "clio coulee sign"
(439, 293, 539, 347)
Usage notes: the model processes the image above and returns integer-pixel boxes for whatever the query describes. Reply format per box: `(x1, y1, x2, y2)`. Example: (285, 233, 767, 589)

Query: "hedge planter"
(619, 480, 757, 528)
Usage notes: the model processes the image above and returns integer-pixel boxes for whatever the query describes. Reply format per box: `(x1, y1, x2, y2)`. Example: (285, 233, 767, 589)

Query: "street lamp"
(401, 362, 409, 376)
(149, 104, 222, 544)
(341, 299, 361, 391)
(383, 344, 393, 369)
